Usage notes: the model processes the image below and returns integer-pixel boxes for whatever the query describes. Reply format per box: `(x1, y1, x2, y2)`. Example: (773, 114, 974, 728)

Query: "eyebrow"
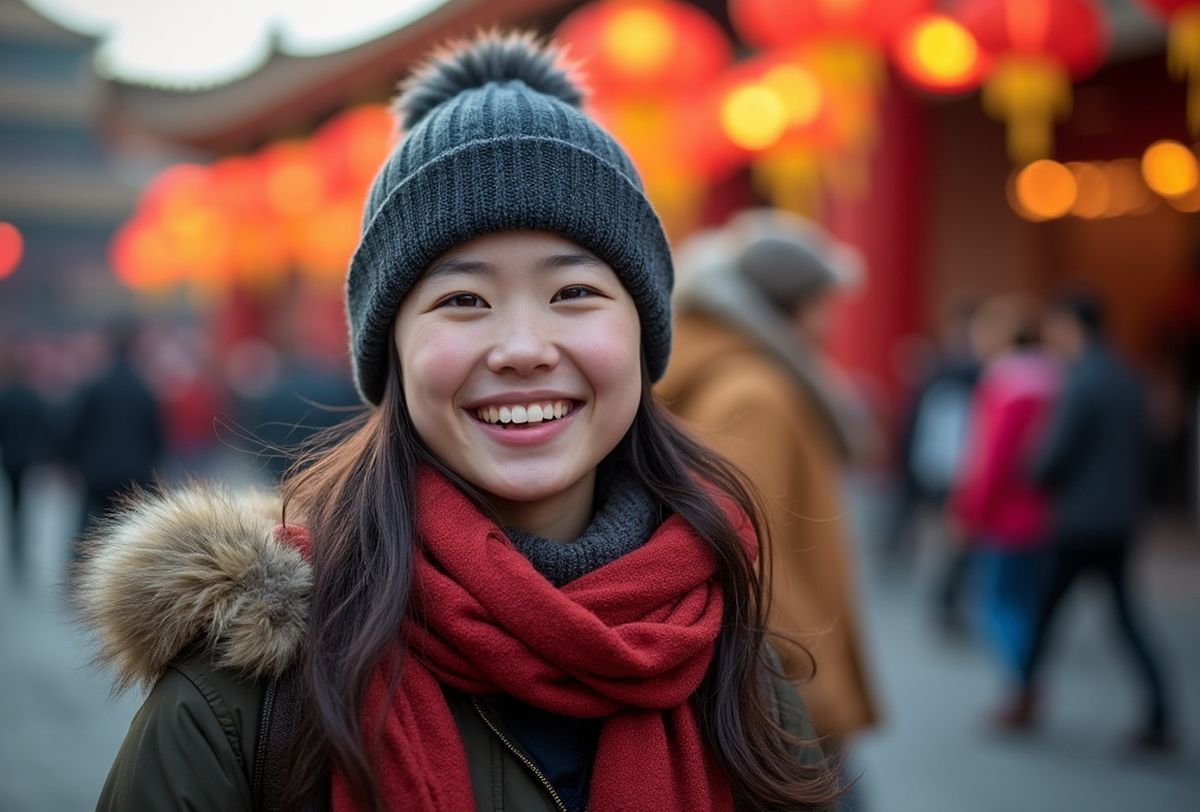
(423, 251, 607, 280)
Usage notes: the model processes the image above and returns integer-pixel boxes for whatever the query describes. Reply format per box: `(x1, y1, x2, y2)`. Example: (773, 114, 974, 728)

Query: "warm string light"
(1007, 143, 1200, 221)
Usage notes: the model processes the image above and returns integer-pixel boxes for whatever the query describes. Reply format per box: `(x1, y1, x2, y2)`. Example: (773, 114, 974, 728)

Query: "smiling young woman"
(80, 31, 842, 812)
(394, 231, 642, 539)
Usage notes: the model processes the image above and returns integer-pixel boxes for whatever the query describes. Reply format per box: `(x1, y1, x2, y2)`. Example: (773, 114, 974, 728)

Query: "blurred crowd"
(0, 299, 361, 584)
(885, 287, 1196, 752)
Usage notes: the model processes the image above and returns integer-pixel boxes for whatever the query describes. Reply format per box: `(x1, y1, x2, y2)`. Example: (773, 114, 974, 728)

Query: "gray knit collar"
(505, 464, 662, 587)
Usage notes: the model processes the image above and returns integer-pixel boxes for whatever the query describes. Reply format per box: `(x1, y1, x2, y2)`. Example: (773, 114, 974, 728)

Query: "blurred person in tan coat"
(658, 209, 879, 748)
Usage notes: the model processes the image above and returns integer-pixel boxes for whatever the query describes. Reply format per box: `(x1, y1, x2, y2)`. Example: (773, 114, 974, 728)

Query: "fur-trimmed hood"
(76, 485, 311, 692)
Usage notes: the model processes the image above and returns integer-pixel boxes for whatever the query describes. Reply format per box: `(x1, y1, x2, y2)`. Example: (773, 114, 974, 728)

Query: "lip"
(467, 402, 581, 447)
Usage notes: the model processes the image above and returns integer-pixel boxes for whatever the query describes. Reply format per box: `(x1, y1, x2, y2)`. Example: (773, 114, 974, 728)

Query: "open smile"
(470, 399, 581, 427)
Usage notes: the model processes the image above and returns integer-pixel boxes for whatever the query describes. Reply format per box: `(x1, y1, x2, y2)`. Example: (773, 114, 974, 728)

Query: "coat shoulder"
(76, 482, 312, 692)
(97, 649, 264, 811)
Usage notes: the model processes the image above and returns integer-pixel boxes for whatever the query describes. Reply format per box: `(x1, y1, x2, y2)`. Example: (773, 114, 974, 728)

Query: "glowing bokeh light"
(762, 64, 823, 126)
(1141, 139, 1200, 198)
(1012, 159, 1077, 221)
(603, 7, 675, 75)
(0, 222, 23, 279)
(1108, 158, 1157, 216)
(721, 84, 788, 151)
(1167, 185, 1200, 212)
(1066, 162, 1110, 219)
(895, 14, 983, 93)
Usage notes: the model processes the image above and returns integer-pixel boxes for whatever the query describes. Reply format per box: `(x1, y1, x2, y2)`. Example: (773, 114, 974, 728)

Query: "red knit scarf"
(286, 467, 753, 811)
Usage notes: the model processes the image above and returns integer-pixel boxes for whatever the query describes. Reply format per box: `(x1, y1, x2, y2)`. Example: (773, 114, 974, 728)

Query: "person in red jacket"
(950, 295, 1060, 694)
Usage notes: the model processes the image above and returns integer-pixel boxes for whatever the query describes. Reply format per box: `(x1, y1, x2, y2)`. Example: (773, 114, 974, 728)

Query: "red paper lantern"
(958, 0, 1105, 77)
(0, 221, 23, 279)
(111, 217, 179, 290)
(730, 0, 934, 198)
(955, 0, 1108, 163)
(124, 164, 235, 289)
(138, 163, 213, 218)
(258, 140, 325, 219)
(730, 0, 932, 49)
(557, 0, 732, 97)
(699, 51, 847, 213)
(709, 51, 832, 156)
(893, 12, 988, 94)
(312, 105, 394, 198)
(1138, 0, 1200, 133)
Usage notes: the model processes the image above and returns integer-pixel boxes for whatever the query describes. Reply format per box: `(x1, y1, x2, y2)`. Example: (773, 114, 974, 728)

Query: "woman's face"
(394, 230, 642, 521)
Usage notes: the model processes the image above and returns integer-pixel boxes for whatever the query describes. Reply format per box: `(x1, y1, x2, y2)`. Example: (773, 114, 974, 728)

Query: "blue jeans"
(973, 545, 1045, 677)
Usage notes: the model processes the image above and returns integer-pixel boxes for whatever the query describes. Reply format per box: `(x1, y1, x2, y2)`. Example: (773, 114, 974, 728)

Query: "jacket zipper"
(470, 696, 582, 812)
(251, 677, 278, 805)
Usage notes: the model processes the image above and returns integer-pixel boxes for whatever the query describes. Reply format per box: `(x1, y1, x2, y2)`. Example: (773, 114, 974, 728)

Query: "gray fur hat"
(346, 31, 674, 405)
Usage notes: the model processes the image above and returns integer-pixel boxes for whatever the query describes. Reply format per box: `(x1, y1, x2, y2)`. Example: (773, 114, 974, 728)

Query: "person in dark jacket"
(0, 340, 45, 581)
(79, 32, 839, 812)
(64, 324, 164, 545)
(994, 293, 1174, 750)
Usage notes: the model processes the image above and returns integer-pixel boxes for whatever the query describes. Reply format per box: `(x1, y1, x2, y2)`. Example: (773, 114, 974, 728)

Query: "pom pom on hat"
(395, 30, 585, 131)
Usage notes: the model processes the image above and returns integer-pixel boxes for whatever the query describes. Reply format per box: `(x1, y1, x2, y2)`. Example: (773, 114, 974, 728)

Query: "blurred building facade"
(0, 0, 138, 330)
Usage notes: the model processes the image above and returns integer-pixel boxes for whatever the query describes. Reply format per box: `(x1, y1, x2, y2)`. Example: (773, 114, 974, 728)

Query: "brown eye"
(552, 286, 597, 302)
(440, 293, 486, 308)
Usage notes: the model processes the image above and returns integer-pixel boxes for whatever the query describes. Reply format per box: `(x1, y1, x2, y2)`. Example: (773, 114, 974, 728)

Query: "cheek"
(398, 322, 477, 408)
(571, 309, 642, 405)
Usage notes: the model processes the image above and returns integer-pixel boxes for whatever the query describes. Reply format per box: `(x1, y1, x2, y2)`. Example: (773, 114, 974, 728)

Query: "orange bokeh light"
(1011, 159, 1076, 220)
(1141, 139, 1200, 198)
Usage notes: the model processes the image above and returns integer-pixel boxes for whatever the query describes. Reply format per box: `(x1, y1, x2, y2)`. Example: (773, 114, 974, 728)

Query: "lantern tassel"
(982, 56, 1071, 165)
(752, 148, 823, 216)
(1167, 7, 1200, 136)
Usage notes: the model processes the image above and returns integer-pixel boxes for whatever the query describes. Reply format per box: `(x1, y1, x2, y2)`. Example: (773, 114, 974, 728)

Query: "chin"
(474, 468, 581, 504)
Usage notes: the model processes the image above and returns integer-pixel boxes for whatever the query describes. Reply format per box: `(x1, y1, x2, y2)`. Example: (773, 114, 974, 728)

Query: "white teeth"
(475, 400, 575, 425)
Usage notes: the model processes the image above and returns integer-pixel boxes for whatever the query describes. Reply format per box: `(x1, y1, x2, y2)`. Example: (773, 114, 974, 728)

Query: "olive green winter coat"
(81, 486, 826, 812)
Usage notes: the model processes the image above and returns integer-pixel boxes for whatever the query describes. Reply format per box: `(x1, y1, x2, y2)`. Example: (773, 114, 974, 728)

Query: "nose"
(485, 311, 560, 376)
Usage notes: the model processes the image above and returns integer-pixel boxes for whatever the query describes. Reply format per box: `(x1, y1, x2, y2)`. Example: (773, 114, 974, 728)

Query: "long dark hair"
(280, 352, 842, 810)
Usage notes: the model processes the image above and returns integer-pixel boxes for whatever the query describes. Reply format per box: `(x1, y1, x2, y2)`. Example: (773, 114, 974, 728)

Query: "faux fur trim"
(76, 484, 311, 692)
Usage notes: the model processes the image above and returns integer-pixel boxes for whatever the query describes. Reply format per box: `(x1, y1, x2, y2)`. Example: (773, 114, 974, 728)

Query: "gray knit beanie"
(346, 31, 674, 405)
(726, 208, 862, 312)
